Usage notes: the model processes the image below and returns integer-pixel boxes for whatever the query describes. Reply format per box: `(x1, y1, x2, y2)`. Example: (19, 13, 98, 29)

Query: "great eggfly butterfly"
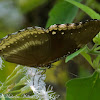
(0, 19, 100, 67)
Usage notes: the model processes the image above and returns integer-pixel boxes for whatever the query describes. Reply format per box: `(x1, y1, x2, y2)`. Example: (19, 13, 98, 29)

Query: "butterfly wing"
(0, 27, 51, 67)
(0, 19, 100, 67)
(47, 19, 100, 63)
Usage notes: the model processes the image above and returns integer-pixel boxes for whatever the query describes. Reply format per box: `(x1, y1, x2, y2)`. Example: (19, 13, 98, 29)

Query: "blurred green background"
(0, 0, 100, 99)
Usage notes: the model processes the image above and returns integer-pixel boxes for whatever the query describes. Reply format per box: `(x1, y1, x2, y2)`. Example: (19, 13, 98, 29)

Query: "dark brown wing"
(0, 27, 51, 67)
(46, 19, 100, 65)
(0, 19, 100, 67)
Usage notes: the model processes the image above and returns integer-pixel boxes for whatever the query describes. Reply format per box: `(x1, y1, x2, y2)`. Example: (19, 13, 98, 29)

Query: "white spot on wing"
(71, 33, 73, 35)
(69, 23, 75, 27)
(52, 31, 56, 35)
(58, 24, 67, 30)
(3, 35, 8, 39)
(49, 24, 57, 31)
(19, 29, 25, 32)
(12, 32, 18, 35)
(79, 22, 82, 24)
(68, 23, 76, 30)
(35, 26, 42, 29)
(61, 32, 64, 35)
(27, 27, 33, 30)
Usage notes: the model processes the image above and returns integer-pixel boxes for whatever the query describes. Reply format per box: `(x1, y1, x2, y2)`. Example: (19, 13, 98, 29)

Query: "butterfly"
(0, 19, 100, 67)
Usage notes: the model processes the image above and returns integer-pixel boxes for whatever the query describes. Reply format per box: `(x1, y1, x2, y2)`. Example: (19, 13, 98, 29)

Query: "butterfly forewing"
(0, 28, 51, 67)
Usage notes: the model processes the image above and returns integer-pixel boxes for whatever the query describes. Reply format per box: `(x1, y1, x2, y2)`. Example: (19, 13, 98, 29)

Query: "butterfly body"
(0, 19, 100, 67)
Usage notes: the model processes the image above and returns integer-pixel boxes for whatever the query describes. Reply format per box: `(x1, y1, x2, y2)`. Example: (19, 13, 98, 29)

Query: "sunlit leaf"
(65, 0, 100, 19)
(66, 71, 100, 100)
(65, 46, 86, 63)
(81, 51, 93, 68)
(46, 0, 82, 28)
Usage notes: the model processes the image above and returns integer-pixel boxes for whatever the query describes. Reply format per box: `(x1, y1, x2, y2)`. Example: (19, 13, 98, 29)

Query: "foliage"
(46, 0, 82, 28)
(0, 0, 100, 100)
(64, 0, 100, 100)
(66, 72, 100, 100)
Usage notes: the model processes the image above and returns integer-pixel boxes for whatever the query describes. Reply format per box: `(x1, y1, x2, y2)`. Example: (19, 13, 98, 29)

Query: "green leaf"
(66, 71, 100, 100)
(65, 46, 86, 63)
(0, 65, 26, 94)
(0, 59, 17, 83)
(65, 0, 100, 19)
(93, 32, 100, 45)
(0, 94, 11, 100)
(93, 55, 100, 70)
(46, 0, 82, 28)
(81, 51, 93, 68)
